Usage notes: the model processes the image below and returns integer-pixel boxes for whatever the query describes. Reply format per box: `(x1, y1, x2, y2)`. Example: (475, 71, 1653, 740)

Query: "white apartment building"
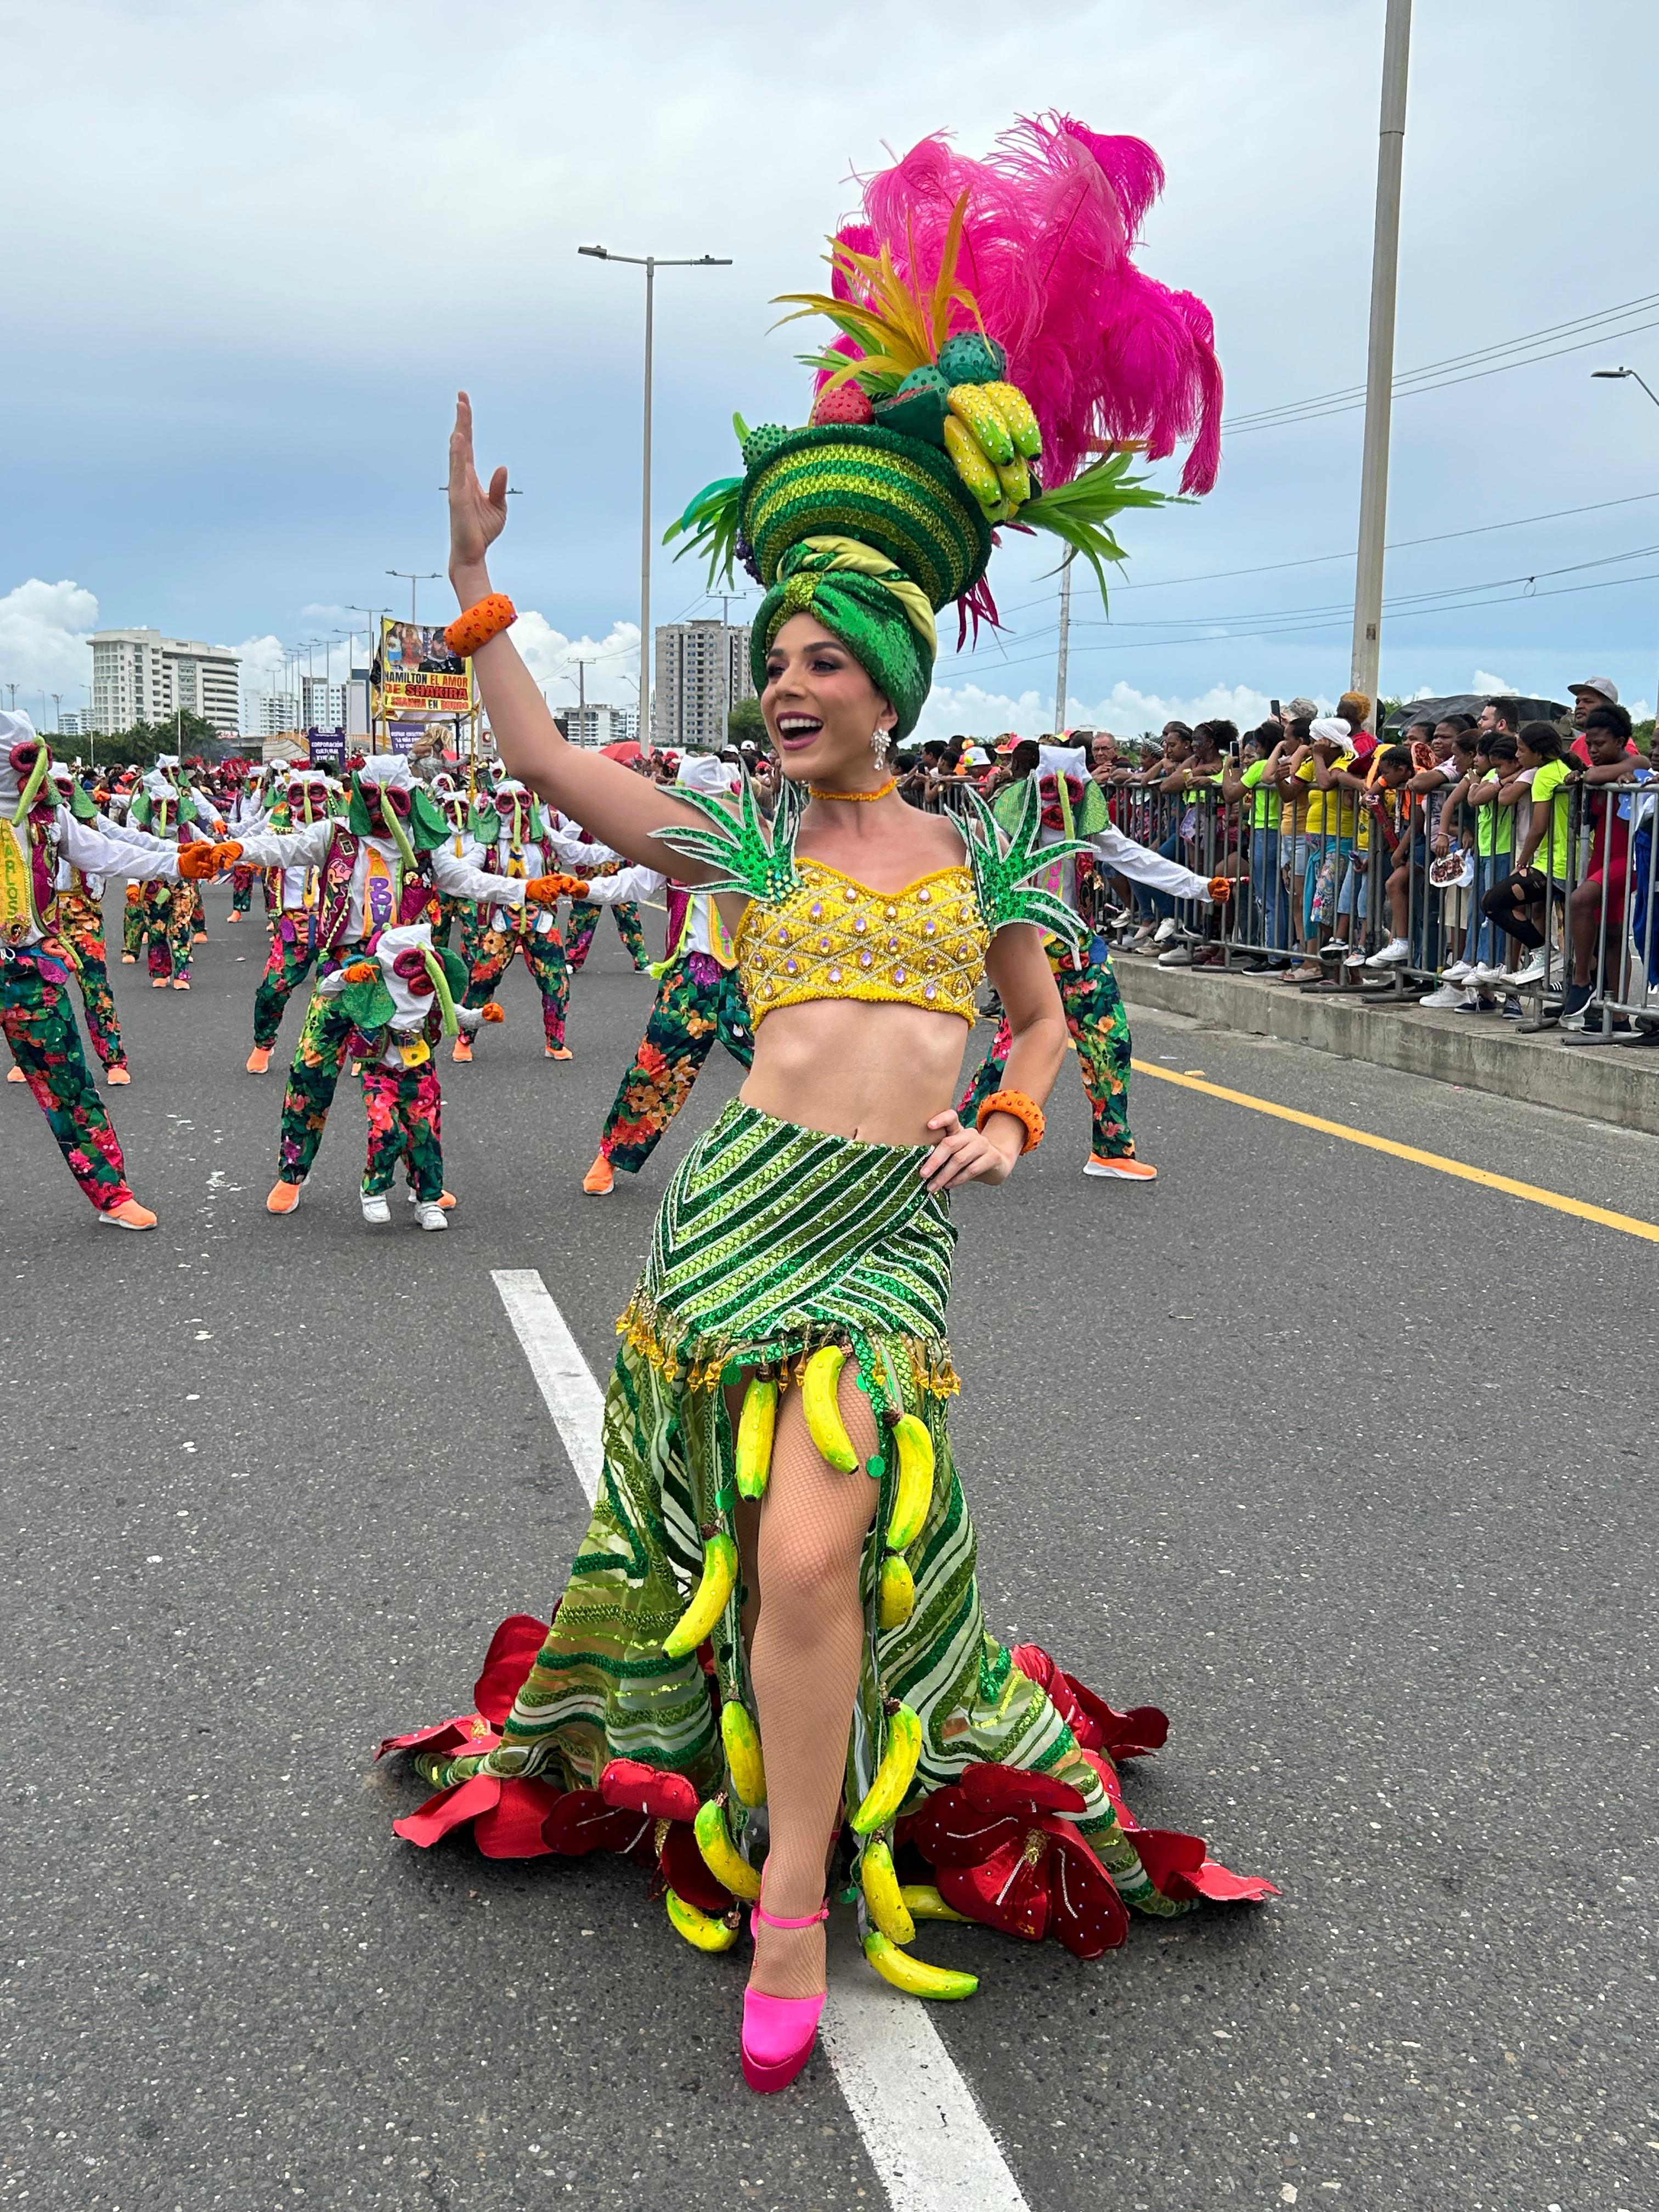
(559, 702, 636, 749)
(89, 629, 241, 737)
(653, 619, 752, 751)
(255, 691, 301, 737)
(300, 676, 347, 730)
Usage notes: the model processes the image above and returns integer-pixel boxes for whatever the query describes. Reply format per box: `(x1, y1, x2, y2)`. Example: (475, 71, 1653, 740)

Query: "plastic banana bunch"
(934, 331, 1042, 526)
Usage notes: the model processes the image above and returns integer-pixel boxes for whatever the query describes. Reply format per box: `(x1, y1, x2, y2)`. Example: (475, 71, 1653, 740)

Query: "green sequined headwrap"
(754, 538, 936, 740)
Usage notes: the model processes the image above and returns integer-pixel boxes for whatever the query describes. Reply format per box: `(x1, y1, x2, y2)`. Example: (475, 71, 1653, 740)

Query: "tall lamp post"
(386, 570, 441, 624)
(1592, 366, 1659, 719)
(578, 244, 733, 753)
(1350, 0, 1413, 712)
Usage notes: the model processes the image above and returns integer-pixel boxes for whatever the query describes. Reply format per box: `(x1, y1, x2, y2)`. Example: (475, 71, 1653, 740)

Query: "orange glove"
(125, 883, 143, 905)
(481, 1001, 506, 1023)
(342, 961, 378, 983)
(524, 873, 588, 905)
(214, 840, 244, 869)
(177, 842, 220, 881)
(1209, 874, 1234, 905)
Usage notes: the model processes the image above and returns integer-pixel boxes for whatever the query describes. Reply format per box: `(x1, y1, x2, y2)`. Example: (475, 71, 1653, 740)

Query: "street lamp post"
(386, 571, 441, 624)
(578, 244, 733, 753)
(1592, 367, 1659, 716)
(1351, 0, 1414, 710)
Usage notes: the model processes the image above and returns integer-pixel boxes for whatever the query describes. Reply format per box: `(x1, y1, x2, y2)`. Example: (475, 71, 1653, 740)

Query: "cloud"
(514, 612, 641, 706)
(232, 634, 289, 686)
(918, 675, 1295, 742)
(1471, 669, 1515, 695)
(0, 579, 100, 703)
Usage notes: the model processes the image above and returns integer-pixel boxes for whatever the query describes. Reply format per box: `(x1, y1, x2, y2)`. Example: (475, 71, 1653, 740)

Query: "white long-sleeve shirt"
(9, 808, 184, 951)
(1089, 821, 1214, 905)
(232, 819, 532, 946)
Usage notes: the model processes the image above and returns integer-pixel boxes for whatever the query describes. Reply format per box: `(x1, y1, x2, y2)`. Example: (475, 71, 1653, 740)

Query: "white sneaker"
(360, 1191, 391, 1224)
(1442, 961, 1474, 983)
(1343, 950, 1368, 970)
(1419, 983, 1464, 1008)
(1468, 962, 1506, 986)
(1502, 952, 1548, 986)
(1152, 916, 1179, 946)
(1156, 944, 1194, 966)
(413, 1201, 449, 1231)
(1365, 937, 1412, 968)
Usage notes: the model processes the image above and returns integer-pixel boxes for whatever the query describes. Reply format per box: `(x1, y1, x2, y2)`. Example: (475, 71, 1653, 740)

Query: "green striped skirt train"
(387, 1099, 1271, 1959)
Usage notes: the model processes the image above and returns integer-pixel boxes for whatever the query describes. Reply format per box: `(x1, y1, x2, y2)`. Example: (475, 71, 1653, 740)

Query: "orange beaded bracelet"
(974, 1088, 1045, 1153)
(444, 594, 517, 658)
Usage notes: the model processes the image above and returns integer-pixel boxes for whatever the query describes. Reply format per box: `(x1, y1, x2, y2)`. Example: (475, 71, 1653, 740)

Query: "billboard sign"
(374, 619, 470, 721)
(307, 729, 346, 768)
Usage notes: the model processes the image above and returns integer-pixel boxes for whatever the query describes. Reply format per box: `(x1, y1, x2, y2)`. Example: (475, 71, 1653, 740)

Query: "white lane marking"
(492, 1265, 1032, 2212)
(821, 1915, 1032, 2211)
(490, 1268, 605, 1506)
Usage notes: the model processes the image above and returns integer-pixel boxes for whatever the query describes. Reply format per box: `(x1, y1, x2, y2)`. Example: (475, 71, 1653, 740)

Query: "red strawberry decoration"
(809, 380, 876, 428)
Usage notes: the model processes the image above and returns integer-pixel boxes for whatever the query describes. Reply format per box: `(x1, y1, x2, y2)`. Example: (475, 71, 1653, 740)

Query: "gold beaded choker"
(805, 775, 898, 804)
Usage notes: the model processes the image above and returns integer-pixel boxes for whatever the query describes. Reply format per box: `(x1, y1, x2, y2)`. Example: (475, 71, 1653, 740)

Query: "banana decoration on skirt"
(862, 1930, 979, 2001)
(734, 1376, 778, 1500)
(665, 1889, 741, 1954)
(663, 1531, 739, 1661)
(801, 1345, 860, 1472)
(694, 1799, 763, 1902)
(858, 1838, 916, 1946)
(720, 1701, 767, 1807)
(850, 1703, 923, 1835)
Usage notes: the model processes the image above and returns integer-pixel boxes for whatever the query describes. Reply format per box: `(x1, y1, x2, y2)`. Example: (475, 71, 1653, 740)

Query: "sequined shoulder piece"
(651, 771, 801, 903)
(956, 778, 1091, 953)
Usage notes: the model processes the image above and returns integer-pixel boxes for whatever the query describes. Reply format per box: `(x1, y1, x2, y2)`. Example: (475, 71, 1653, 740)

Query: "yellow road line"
(1131, 1060, 1659, 1244)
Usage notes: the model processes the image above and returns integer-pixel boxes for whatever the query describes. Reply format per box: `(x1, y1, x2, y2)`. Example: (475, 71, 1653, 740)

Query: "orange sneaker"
(172, 977, 191, 991)
(544, 1045, 573, 1060)
(6, 1065, 23, 1084)
(226, 911, 243, 923)
(266, 1178, 304, 1215)
(99, 1198, 158, 1231)
(193, 933, 208, 945)
(452, 1036, 473, 1063)
(1084, 1154, 1158, 1181)
(246, 1045, 273, 1075)
(121, 952, 138, 964)
(151, 977, 168, 989)
(582, 1152, 616, 1197)
(408, 1188, 459, 1210)
(105, 1065, 131, 1085)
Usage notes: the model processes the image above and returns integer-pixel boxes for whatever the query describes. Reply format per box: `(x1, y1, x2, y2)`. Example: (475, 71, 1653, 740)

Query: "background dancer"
(245, 770, 328, 1075)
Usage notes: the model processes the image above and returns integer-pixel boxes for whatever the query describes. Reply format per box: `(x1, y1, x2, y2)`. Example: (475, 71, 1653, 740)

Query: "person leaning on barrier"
(1559, 708, 1656, 1029)
(1476, 724, 1576, 991)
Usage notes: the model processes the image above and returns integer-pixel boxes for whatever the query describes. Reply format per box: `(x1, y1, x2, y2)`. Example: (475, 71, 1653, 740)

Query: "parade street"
(4, 887, 1654, 2212)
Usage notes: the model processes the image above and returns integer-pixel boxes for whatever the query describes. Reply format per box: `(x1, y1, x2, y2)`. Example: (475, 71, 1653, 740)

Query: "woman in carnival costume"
(385, 115, 1269, 2094)
(123, 755, 228, 989)
(5, 760, 140, 1089)
(960, 740, 1233, 1180)
(453, 775, 593, 1065)
(1, 717, 235, 1225)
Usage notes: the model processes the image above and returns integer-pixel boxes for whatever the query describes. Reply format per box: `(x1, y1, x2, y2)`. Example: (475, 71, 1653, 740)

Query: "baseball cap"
(1285, 696, 1319, 720)
(1568, 676, 1618, 704)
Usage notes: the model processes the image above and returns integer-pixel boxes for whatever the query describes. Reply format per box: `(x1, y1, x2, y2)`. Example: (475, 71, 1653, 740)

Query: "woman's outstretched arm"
(447, 391, 726, 880)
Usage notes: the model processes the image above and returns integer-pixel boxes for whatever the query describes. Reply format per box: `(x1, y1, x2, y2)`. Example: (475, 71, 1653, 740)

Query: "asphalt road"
(3, 885, 1655, 2212)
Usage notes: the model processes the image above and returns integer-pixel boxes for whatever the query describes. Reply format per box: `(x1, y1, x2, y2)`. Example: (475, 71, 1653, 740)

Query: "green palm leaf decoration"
(1019, 447, 1182, 603)
(652, 771, 801, 903)
(957, 777, 1090, 953)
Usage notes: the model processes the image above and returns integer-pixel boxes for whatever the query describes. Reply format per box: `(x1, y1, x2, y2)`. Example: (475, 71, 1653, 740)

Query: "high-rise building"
(255, 692, 301, 737)
(300, 676, 346, 730)
(89, 629, 241, 737)
(57, 710, 83, 738)
(557, 702, 635, 749)
(653, 618, 751, 751)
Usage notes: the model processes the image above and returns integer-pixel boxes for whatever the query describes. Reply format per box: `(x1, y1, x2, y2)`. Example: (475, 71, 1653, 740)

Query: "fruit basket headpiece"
(667, 113, 1222, 739)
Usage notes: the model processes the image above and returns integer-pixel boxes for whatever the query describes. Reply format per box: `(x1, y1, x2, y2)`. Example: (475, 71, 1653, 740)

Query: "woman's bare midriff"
(737, 996, 974, 1148)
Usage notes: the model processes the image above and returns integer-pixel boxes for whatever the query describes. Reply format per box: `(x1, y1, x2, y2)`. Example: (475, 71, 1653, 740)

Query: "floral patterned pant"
(277, 981, 363, 1181)
(230, 866, 255, 913)
(599, 952, 753, 1174)
(1, 946, 133, 1211)
(129, 882, 193, 981)
(360, 1063, 444, 1201)
(959, 943, 1136, 1161)
(565, 900, 650, 971)
(48, 893, 123, 1071)
(465, 923, 570, 1049)
(252, 919, 318, 1049)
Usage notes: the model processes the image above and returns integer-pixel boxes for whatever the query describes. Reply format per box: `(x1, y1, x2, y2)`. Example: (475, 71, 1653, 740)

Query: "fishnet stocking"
(730, 1363, 877, 1999)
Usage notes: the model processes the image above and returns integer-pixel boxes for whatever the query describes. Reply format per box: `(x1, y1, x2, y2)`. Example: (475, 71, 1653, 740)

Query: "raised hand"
(448, 391, 510, 588)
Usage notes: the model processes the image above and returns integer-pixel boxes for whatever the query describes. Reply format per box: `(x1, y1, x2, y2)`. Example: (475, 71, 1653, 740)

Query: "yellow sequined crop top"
(651, 774, 1091, 1032)
(736, 860, 989, 1026)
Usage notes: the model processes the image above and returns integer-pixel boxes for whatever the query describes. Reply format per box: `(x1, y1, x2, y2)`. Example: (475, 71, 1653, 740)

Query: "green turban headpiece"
(753, 536, 938, 741)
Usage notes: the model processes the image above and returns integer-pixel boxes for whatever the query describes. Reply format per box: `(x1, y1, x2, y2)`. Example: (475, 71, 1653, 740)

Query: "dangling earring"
(871, 726, 890, 769)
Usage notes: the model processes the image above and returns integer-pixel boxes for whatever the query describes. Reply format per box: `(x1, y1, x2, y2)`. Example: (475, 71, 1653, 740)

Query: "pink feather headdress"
(826, 113, 1221, 496)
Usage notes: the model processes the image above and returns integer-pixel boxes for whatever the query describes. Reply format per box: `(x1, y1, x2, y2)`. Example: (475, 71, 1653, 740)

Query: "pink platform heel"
(741, 1892, 830, 2094)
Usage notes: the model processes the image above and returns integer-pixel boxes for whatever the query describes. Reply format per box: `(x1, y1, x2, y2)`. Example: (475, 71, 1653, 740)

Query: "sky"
(5, 0, 1659, 740)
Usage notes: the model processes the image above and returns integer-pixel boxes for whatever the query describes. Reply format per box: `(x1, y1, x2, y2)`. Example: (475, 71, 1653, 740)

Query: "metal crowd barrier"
(1091, 770, 1658, 1041)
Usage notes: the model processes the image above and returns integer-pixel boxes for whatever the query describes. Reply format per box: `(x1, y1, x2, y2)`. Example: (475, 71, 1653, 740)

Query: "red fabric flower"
(393, 1769, 563, 1858)
(1010, 1643, 1169, 1760)
(543, 1757, 725, 1911)
(1080, 1748, 1278, 1905)
(907, 1763, 1130, 1957)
